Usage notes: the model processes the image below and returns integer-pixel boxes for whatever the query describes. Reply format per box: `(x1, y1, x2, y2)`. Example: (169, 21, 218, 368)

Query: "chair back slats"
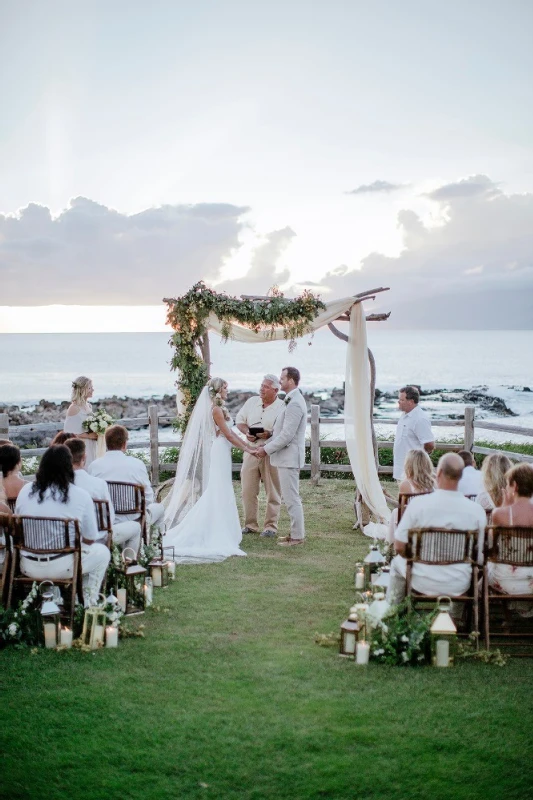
(397, 492, 433, 523)
(107, 482, 144, 515)
(93, 499, 112, 533)
(407, 528, 478, 565)
(487, 526, 533, 567)
(466, 494, 478, 501)
(14, 516, 80, 554)
(7, 498, 16, 512)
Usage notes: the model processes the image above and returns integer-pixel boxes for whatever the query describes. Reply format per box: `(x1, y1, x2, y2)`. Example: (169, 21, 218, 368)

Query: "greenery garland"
(164, 281, 326, 429)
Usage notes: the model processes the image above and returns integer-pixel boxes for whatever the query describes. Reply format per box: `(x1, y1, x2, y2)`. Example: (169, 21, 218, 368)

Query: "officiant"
(236, 375, 285, 538)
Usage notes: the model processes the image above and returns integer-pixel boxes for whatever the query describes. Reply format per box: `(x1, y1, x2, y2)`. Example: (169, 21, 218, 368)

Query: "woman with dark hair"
(0, 444, 26, 500)
(15, 445, 110, 605)
(489, 464, 533, 598)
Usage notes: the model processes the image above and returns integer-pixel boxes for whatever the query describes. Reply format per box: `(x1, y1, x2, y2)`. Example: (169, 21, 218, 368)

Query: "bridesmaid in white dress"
(63, 376, 98, 467)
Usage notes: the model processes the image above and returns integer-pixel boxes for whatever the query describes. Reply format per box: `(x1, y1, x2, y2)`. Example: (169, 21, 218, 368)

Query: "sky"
(1, 0, 532, 331)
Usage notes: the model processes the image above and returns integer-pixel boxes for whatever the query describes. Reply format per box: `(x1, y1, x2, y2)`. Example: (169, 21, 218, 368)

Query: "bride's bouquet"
(82, 408, 114, 457)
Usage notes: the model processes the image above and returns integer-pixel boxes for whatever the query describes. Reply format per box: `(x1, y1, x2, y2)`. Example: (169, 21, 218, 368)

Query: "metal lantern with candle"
(148, 556, 169, 588)
(339, 607, 362, 658)
(354, 562, 365, 591)
(81, 594, 107, 650)
(430, 596, 458, 667)
(163, 545, 176, 579)
(371, 565, 391, 590)
(39, 581, 61, 649)
(363, 542, 386, 587)
(119, 547, 147, 615)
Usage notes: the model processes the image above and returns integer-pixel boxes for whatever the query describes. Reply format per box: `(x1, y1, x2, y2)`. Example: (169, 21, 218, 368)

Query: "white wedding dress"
(162, 388, 246, 564)
(64, 405, 98, 466)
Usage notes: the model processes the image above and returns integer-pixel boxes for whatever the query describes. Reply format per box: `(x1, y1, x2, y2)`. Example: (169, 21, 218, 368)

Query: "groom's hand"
(255, 446, 267, 459)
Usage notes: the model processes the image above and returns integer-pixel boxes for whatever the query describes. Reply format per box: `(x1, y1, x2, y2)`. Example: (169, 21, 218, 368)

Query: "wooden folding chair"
(405, 527, 481, 641)
(483, 526, 533, 654)
(107, 482, 147, 543)
(397, 492, 433, 524)
(6, 498, 16, 513)
(7, 516, 83, 627)
(93, 499, 113, 549)
(0, 512, 14, 606)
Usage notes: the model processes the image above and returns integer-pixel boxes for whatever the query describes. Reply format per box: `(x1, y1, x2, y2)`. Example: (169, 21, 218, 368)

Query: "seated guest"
(65, 438, 141, 553)
(0, 478, 10, 576)
(489, 464, 533, 597)
(476, 453, 512, 513)
(387, 453, 486, 604)
(51, 431, 77, 446)
(0, 476, 10, 514)
(457, 450, 484, 496)
(387, 449, 435, 543)
(15, 445, 110, 606)
(89, 425, 164, 529)
(0, 444, 27, 500)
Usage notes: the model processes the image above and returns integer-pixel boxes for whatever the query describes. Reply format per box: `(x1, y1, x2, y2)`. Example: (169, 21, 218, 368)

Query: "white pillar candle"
(356, 641, 370, 665)
(60, 627, 73, 648)
(152, 567, 162, 587)
(167, 561, 176, 578)
(344, 632, 356, 655)
(144, 582, 153, 606)
(436, 639, 450, 667)
(44, 623, 57, 649)
(117, 588, 127, 612)
(355, 571, 365, 590)
(105, 626, 119, 648)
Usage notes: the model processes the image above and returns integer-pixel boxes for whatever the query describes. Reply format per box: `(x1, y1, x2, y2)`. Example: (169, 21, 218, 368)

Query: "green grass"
(2, 480, 532, 800)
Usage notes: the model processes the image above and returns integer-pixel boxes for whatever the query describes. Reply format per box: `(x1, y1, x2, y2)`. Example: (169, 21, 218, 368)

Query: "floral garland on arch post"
(164, 281, 326, 429)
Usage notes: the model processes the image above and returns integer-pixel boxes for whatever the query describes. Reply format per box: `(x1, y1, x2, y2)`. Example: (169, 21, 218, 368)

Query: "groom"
(256, 367, 307, 546)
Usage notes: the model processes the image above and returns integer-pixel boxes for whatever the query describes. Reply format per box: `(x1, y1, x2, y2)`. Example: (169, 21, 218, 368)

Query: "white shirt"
(74, 468, 116, 524)
(457, 465, 484, 496)
(395, 488, 486, 595)
(393, 405, 434, 480)
(88, 449, 154, 505)
(236, 396, 285, 449)
(16, 482, 99, 543)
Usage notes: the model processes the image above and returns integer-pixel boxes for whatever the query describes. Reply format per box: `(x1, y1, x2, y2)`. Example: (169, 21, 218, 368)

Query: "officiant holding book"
(236, 374, 285, 538)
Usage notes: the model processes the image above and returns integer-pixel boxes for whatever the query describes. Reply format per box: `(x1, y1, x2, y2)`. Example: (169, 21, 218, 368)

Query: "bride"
(162, 377, 257, 563)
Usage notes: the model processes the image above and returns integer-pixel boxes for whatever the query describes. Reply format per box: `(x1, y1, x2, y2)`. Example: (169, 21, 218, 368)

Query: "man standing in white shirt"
(65, 438, 141, 553)
(236, 374, 285, 537)
(387, 453, 486, 604)
(89, 425, 164, 530)
(457, 450, 484, 496)
(393, 385, 435, 480)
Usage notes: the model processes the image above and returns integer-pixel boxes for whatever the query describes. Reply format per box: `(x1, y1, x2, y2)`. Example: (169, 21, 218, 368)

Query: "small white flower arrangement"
(82, 407, 114, 435)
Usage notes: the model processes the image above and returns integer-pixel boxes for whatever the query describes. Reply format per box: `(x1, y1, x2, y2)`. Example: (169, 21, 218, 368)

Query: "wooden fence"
(2, 404, 532, 487)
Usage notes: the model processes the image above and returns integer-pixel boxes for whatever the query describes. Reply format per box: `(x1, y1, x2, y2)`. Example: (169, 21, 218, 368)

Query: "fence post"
(148, 405, 160, 487)
(464, 405, 475, 452)
(310, 404, 320, 486)
(0, 413, 8, 438)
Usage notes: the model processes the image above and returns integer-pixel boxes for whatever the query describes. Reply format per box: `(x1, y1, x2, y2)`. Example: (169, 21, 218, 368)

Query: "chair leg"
(483, 570, 490, 650)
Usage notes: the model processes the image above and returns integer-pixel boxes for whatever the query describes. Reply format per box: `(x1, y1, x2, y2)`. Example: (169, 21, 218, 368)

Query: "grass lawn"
(2, 479, 532, 800)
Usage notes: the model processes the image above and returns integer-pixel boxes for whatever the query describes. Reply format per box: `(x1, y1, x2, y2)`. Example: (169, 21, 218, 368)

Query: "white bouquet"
(82, 408, 114, 435)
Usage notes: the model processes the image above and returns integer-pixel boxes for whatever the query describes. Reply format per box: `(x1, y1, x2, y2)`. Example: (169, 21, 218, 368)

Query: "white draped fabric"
(204, 295, 391, 523)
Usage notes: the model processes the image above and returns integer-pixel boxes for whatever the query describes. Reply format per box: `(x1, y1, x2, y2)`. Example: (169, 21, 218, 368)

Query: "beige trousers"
(278, 467, 305, 540)
(241, 452, 281, 532)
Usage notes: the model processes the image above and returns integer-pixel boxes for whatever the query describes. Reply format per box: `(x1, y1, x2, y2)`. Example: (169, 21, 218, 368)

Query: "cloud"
(346, 180, 406, 195)
(314, 176, 533, 328)
(0, 198, 249, 305)
(218, 227, 296, 296)
(424, 174, 501, 202)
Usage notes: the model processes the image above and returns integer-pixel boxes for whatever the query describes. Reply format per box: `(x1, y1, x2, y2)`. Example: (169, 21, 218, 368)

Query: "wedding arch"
(163, 282, 392, 523)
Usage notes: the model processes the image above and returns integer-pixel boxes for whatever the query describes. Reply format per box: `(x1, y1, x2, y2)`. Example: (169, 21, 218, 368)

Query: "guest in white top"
(63, 376, 99, 466)
(65, 438, 141, 554)
(89, 424, 164, 528)
(387, 449, 435, 544)
(457, 450, 484, 496)
(489, 463, 533, 597)
(15, 445, 110, 606)
(387, 453, 486, 604)
(236, 374, 285, 537)
(476, 453, 512, 513)
(393, 386, 435, 481)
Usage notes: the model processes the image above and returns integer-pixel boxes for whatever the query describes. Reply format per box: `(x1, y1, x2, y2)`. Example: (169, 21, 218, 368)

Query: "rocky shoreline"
(2, 385, 527, 448)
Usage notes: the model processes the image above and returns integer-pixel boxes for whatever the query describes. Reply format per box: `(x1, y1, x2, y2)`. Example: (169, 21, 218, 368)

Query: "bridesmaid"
(63, 376, 98, 466)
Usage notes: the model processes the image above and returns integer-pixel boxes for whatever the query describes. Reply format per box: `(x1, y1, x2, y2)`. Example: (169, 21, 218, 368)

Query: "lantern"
(119, 547, 147, 615)
(149, 557, 169, 588)
(163, 546, 176, 578)
(371, 565, 391, 590)
(363, 542, 386, 586)
(430, 596, 458, 667)
(39, 581, 61, 649)
(354, 563, 365, 590)
(350, 601, 370, 638)
(81, 594, 107, 649)
(339, 608, 362, 657)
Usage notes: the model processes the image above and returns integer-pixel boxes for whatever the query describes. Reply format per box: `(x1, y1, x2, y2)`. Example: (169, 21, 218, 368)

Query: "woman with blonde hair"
(63, 376, 98, 466)
(476, 453, 512, 513)
(387, 449, 435, 543)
